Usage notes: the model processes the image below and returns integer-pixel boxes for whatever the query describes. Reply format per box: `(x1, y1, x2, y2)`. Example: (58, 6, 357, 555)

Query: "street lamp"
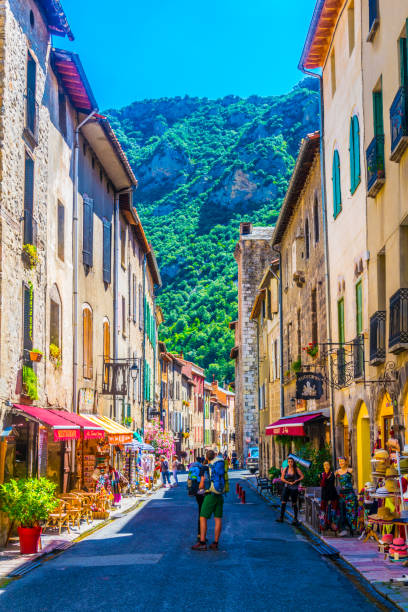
(130, 361, 139, 381)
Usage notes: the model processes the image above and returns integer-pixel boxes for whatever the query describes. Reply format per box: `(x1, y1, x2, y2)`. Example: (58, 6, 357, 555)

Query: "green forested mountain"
(107, 78, 319, 383)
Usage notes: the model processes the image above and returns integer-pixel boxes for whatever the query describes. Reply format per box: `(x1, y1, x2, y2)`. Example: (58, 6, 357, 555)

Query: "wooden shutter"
(356, 281, 363, 335)
(24, 154, 34, 245)
(139, 285, 143, 329)
(83, 308, 93, 378)
(133, 275, 137, 323)
(332, 150, 341, 217)
(349, 118, 355, 192)
(23, 283, 33, 355)
(82, 197, 94, 267)
(400, 37, 408, 89)
(50, 298, 60, 347)
(102, 219, 111, 283)
(57, 202, 65, 260)
(338, 299, 345, 344)
(373, 91, 384, 136)
(353, 116, 361, 189)
(103, 321, 110, 384)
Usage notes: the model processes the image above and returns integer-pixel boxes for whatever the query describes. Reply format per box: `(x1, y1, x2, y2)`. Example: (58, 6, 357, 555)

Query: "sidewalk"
(246, 475, 408, 611)
(0, 485, 162, 581)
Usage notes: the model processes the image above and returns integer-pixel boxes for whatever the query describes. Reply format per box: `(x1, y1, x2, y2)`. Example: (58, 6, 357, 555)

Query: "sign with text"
(53, 428, 80, 442)
(296, 372, 324, 400)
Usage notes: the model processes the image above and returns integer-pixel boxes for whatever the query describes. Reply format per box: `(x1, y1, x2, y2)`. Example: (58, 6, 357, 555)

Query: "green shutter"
(356, 281, 363, 335)
(350, 118, 355, 192)
(333, 150, 342, 217)
(350, 116, 360, 194)
(338, 299, 345, 344)
(400, 36, 408, 89)
(373, 91, 384, 136)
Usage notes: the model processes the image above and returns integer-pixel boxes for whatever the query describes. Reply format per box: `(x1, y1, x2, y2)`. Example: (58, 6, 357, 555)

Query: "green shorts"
(200, 493, 224, 519)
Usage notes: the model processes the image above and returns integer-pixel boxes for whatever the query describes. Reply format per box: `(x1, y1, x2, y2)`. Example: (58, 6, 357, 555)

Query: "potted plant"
(29, 348, 43, 363)
(291, 357, 302, 373)
(22, 365, 38, 400)
(49, 343, 61, 368)
(305, 342, 319, 358)
(22, 244, 39, 270)
(0, 478, 58, 554)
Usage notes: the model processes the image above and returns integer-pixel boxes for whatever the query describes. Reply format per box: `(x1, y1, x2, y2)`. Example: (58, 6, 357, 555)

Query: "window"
(286, 323, 291, 369)
(377, 251, 386, 310)
(23, 282, 33, 359)
(121, 226, 126, 268)
(267, 288, 272, 319)
(348, 2, 355, 55)
(274, 339, 279, 380)
(314, 196, 319, 243)
(102, 219, 111, 283)
(133, 274, 137, 323)
(58, 91, 66, 138)
(305, 218, 310, 259)
(368, 0, 379, 37)
(23, 152, 35, 245)
(330, 49, 336, 96)
(122, 295, 126, 337)
(332, 150, 342, 217)
(50, 284, 61, 350)
(349, 115, 361, 194)
(82, 196, 94, 267)
(144, 361, 151, 402)
(83, 306, 93, 378)
(139, 284, 143, 329)
(356, 280, 363, 335)
(338, 298, 345, 344)
(373, 89, 384, 137)
(103, 320, 110, 383)
(297, 309, 301, 358)
(26, 52, 36, 136)
(311, 288, 318, 345)
(57, 201, 64, 260)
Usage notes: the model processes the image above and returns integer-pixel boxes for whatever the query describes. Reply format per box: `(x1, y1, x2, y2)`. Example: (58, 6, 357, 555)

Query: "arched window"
(314, 196, 319, 243)
(305, 218, 310, 259)
(50, 284, 62, 352)
(332, 150, 342, 217)
(349, 115, 361, 193)
(83, 305, 93, 379)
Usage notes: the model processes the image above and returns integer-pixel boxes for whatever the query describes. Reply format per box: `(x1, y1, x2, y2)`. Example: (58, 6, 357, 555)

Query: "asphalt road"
(0, 472, 387, 612)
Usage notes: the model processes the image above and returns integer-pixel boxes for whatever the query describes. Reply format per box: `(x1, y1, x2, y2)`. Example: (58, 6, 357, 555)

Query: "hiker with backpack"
(160, 455, 171, 487)
(192, 449, 229, 551)
(187, 456, 209, 541)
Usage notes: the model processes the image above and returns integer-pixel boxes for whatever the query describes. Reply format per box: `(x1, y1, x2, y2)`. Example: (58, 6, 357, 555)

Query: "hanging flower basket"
(22, 244, 39, 270)
(29, 349, 43, 363)
(304, 343, 319, 358)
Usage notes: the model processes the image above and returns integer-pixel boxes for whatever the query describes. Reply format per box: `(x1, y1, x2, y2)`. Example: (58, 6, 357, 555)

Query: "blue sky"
(58, 0, 316, 110)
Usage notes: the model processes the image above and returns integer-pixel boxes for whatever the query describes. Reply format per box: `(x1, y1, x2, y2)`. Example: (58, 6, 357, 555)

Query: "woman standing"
(172, 456, 179, 487)
(276, 457, 304, 526)
(319, 461, 340, 532)
(335, 457, 358, 536)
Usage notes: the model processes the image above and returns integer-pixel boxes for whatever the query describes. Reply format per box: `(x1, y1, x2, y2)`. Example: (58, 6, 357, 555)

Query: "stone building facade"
(232, 223, 274, 459)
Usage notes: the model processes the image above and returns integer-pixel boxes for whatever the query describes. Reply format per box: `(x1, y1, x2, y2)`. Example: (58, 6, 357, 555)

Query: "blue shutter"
(349, 118, 355, 192)
(353, 116, 360, 191)
(24, 154, 35, 244)
(82, 196, 94, 267)
(332, 150, 342, 217)
(102, 219, 111, 283)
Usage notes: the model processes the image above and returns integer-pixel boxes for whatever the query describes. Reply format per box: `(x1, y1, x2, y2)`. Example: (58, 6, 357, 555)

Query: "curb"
(245, 478, 401, 612)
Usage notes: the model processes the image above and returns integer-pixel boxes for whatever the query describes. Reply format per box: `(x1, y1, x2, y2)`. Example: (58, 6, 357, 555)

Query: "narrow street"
(0, 473, 384, 612)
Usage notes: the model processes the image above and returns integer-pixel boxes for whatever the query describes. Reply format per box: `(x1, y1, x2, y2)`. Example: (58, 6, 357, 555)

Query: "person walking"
(160, 455, 171, 487)
(187, 456, 209, 541)
(172, 456, 179, 487)
(276, 456, 304, 526)
(192, 449, 227, 551)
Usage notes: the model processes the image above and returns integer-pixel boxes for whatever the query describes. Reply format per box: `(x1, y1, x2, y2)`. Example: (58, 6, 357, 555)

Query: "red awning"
(47, 410, 104, 440)
(266, 413, 324, 437)
(13, 404, 80, 442)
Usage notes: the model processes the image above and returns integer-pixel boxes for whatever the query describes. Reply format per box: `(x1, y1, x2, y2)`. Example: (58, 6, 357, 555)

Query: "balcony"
(23, 88, 39, 148)
(366, 135, 385, 197)
(367, 0, 379, 42)
(389, 289, 408, 353)
(352, 335, 364, 380)
(390, 87, 408, 162)
(370, 311, 386, 365)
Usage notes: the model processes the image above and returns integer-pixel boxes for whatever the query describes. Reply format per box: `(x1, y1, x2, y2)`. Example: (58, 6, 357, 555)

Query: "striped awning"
(80, 414, 132, 444)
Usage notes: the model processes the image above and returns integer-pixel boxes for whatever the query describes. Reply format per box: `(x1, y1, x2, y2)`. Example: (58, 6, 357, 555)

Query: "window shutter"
(102, 219, 111, 283)
(133, 275, 137, 323)
(356, 281, 363, 335)
(83, 308, 93, 378)
(24, 154, 34, 245)
(139, 285, 143, 329)
(23, 283, 33, 355)
(338, 299, 345, 344)
(353, 116, 361, 188)
(333, 151, 341, 217)
(57, 202, 65, 260)
(349, 118, 355, 192)
(373, 91, 384, 136)
(399, 37, 408, 90)
(82, 197, 94, 267)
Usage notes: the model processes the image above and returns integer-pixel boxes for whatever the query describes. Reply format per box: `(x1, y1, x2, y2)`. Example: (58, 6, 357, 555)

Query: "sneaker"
(209, 542, 219, 550)
(191, 541, 207, 551)
(276, 518, 284, 523)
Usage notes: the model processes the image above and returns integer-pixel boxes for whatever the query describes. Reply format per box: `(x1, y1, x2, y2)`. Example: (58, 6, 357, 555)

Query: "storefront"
(356, 402, 371, 492)
(266, 411, 329, 456)
(377, 393, 394, 448)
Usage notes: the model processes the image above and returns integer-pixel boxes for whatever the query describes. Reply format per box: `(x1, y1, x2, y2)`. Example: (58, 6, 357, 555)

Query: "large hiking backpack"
(210, 459, 226, 494)
(187, 462, 201, 496)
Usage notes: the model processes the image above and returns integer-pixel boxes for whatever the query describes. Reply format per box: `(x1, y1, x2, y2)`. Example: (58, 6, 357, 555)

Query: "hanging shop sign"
(107, 433, 133, 445)
(296, 372, 324, 400)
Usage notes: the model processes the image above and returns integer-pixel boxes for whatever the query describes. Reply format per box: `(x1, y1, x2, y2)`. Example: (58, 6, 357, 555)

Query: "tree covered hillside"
(107, 78, 319, 382)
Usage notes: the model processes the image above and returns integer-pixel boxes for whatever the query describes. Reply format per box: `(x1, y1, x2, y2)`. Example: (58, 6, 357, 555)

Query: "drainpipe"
(299, 66, 336, 464)
(271, 246, 284, 418)
(73, 109, 96, 417)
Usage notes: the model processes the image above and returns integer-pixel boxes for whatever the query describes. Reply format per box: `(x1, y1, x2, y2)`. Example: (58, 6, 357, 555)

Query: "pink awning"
(47, 410, 104, 440)
(13, 404, 80, 441)
(266, 413, 324, 437)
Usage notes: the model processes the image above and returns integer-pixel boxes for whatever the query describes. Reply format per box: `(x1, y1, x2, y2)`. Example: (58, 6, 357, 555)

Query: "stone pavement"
(0, 485, 162, 581)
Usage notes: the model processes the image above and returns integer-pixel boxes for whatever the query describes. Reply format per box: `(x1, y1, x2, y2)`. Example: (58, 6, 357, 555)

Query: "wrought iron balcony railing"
(367, 0, 379, 41)
(370, 311, 386, 365)
(389, 289, 408, 353)
(366, 135, 385, 196)
(390, 87, 408, 162)
(353, 335, 365, 380)
(24, 88, 39, 146)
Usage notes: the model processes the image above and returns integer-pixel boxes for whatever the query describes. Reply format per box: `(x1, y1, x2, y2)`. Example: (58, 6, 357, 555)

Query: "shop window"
(57, 201, 64, 261)
(50, 284, 61, 350)
(83, 305, 93, 379)
(349, 115, 361, 194)
(102, 218, 111, 283)
(314, 196, 319, 243)
(82, 196, 94, 267)
(332, 150, 342, 218)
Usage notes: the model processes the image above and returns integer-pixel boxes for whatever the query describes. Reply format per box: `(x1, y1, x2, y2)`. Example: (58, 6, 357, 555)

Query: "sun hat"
(382, 534, 393, 544)
(393, 537, 405, 546)
(385, 466, 399, 478)
(385, 479, 399, 493)
(375, 449, 389, 460)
